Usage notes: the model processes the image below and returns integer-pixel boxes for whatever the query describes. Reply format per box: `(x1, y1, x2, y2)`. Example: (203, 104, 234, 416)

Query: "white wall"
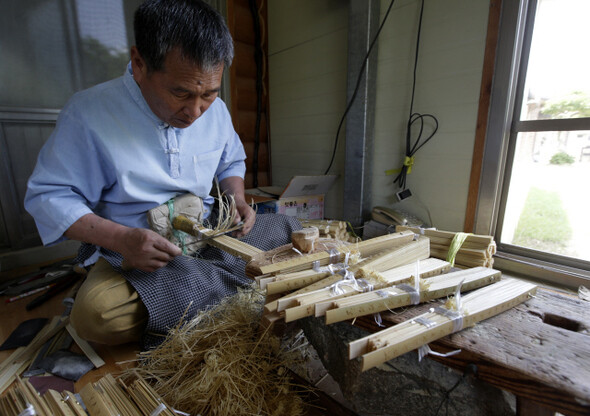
(267, 0, 349, 220)
(268, 0, 490, 230)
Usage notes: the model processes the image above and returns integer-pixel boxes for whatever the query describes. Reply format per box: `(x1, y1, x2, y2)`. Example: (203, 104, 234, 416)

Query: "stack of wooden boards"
(0, 373, 175, 416)
(253, 226, 536, 372)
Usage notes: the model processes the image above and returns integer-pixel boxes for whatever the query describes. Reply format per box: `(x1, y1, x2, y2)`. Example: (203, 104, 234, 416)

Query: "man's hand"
(220, 176, 256, 238)
(233, 199, 256, 237)
(65, 213, 182, 273)
(119, 228, 182, 272)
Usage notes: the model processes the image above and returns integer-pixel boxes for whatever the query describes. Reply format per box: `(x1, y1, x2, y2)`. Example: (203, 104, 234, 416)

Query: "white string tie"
(418, 344, 461, 362)
(150, 403, 167, 416)
(17, 404, 36, 416)
(412, 316, 436, 328)
(397, 284, 421, 305)
(329, 248, 340, 264)
(291, 247, 304, 256)
(433, 306, 464, 333)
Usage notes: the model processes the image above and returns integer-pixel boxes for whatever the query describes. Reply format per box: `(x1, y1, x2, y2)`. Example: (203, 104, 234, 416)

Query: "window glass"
(500, 131, 590, 262)
(0, 0, 140, 109)
(520, 0, 590, 121)
(498, 0, 590, 266)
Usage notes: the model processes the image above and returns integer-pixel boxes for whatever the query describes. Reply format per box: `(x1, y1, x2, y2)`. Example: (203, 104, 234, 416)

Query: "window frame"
(473, 0, 590, 288)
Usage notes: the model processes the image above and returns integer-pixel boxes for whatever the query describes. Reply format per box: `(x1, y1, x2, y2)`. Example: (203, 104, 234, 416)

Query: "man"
(25, 0, 300, 349)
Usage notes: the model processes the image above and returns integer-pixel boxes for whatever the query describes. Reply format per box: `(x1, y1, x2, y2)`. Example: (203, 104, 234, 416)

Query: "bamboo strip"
(79, 382, 120, 416)
(122, 376, 176, 416)
(276, 238, 431, 318)
(19, 378, 52, 416)
(44, 389, 76, 416)
(62, 391, 87, 416)
(96, 374, 141, 416)
(429, 245, 489, 259)
(66, 324, 105, 368)
(429, 249, 490, 268)
(349, 278, 536, 371)
(172, 214, 262, 262)
(427, 236, 493, 253)
(0, 378, 51, 416)
(0, 348, 25, 395)
(265, 270, 332, 294)
(325, 267, 501, 324)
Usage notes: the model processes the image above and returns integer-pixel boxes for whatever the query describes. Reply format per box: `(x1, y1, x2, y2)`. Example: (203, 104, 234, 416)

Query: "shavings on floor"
(129, 285, 308, 416)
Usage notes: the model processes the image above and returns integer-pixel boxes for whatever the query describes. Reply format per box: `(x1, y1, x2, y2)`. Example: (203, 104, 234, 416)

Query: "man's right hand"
(65, 213, 182, 273)
(119, 228, 182, 272)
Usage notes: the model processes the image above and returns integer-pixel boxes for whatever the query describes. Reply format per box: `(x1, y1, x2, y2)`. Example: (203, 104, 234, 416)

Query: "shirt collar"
(123, 62, 170, 129)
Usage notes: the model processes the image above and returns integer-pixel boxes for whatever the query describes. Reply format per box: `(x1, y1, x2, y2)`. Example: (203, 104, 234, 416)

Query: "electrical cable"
(433, 363, 478, 416)
(392, 0, 439, 191)
(324, 0, 397, 175)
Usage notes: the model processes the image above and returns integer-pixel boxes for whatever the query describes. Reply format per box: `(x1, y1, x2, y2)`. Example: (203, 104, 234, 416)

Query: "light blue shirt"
(25, 64, 246, 246)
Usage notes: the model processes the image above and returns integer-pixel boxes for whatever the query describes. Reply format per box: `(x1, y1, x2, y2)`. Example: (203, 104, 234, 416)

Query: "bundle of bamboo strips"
(282, 257, 452, 323)
(298, 219, 350, 241)
(324, 266, 501, 324)
(0, 373, 176, 416)
(396, 225, 496, 268)
(247, 230, 416, 277)
(264, 237, 431, 318)
(349, 277, 536, 371)
(79, 373, 177, 416)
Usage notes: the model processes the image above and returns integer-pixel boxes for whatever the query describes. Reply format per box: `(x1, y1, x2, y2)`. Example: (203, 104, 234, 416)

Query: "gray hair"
(134, 0, 234, 72)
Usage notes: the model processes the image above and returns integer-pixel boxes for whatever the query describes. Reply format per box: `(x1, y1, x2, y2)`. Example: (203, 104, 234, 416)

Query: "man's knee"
(70, 258, 147, 345)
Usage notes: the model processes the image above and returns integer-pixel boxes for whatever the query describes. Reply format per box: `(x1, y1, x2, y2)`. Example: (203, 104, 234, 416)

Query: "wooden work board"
(352, 286, 590, 416)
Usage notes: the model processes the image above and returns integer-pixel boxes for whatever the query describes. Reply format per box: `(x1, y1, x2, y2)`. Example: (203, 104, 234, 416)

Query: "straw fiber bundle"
(130, 286, 307, 416)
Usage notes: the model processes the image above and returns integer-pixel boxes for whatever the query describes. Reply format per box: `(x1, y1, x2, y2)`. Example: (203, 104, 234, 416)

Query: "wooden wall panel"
(227, 0, 271, 188)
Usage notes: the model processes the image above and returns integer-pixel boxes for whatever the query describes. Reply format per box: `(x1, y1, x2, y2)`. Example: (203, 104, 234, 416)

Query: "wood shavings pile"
(129, 286, 307, 416)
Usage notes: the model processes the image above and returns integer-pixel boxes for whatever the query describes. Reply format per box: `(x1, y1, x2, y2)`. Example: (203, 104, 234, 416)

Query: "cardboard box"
(245, 175, 337, 220)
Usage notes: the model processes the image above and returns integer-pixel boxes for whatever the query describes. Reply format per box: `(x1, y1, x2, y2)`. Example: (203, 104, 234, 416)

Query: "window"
(475, 0, 590, 286)
(0, 0, 139, 109)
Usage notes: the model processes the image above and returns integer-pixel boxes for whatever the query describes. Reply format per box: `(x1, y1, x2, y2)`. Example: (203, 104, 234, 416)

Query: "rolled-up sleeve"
(24, 107, 112, 245)
(215, 130, 247, 182)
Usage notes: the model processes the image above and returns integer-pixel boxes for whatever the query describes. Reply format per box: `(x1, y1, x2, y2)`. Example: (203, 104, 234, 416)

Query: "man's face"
(131, 47, 224, 128)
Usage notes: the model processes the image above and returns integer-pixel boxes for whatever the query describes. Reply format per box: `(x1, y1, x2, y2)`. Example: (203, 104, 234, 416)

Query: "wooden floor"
(0, 262, 356, 415)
